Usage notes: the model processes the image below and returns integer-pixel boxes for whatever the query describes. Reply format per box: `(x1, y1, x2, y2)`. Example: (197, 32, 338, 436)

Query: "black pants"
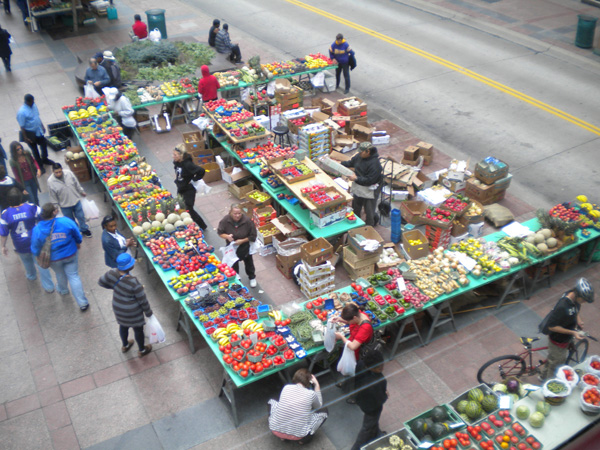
(4, 0, 10, 13)
(233, 242, 255, 279)
(353, 195, 377, 227)
(119, 325, 145, 351)
(23, 131, 53, 168)
(181, 188, 207, 229)
(351, 408, 383, 450)
(1, 55, 10, 71)
(229, 45, 242, 63)
(335, 63, 350, 91)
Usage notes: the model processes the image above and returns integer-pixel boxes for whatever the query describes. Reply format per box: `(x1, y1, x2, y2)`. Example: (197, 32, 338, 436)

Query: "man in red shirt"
(132, 15, 148, 40)
(197, 65, 220, 102)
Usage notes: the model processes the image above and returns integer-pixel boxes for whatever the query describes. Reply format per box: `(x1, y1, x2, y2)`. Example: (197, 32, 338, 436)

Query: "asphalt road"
(193, 0, 600, 209)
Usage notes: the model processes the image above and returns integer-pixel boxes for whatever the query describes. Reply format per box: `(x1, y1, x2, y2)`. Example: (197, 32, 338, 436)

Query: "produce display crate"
(347, 226, 384, 258)
(399, 200, 427, 225)
(252, 205, 277, 226)
(343, 245, 380, 269)
(48, 120, 73, 139)
(360, 428, 418, 450)
(448, 384, 499, 425)
(276, 164, 316, 184)
(245, 189, 272, 207)
(46, 135, 70, 151)
(228, 180, 255, 199)
(304, 186, 346, 210)
(402, 229, 429, 260)
(556, 248, 581, 272)
(336, 96, 367, 116)
(426, 224, 453, 250)
(404, 404, 465, 445)
(300, 237, 333, 266)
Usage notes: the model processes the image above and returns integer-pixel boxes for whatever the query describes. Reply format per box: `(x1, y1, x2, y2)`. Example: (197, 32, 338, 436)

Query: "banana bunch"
(213, 320, 264, 346)
(106, 175, 131, 187)
(268, 310, 282, 321)
(241, 320, 264, 332)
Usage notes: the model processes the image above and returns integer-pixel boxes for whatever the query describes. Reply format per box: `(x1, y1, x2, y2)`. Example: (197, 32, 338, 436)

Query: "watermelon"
(431, 406, 448, 422)
(456, 400, 469, 414)
(468, 388, 484, 403)
(481, 394, 498, 413)
(465, 401, 483, 420)
(430, 423, 447, 440)
(412, 418, 425, 438)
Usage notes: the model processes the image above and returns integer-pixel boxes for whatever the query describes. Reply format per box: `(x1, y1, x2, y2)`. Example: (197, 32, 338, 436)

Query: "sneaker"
(80, 304, 89, 312)
(82, 230, 92, 238)
(537, 374, 545, 383)
(249, 278, 257, 288)
(344, 89, 350, 94)
(121, 340, 134, 353)
(44, 289, 55, 294)
(138, 344, 152, 357)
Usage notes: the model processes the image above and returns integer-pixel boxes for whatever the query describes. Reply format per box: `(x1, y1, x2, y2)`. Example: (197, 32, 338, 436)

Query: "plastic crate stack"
(298, 123, 331, 159)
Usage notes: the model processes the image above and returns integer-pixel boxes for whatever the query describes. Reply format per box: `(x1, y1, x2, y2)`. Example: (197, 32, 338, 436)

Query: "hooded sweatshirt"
(31, 216, 82, 261)
(197, 65, 220, 102)
(329, 39, 353, 65)
(341, 148, 383, 187)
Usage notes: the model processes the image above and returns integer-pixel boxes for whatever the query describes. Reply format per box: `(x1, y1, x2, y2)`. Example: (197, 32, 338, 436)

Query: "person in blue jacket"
(84, 57, 111, 95)
(31, 203, 90, 311)
(101, 215, 137, 268)
(329, 33, 354, 94)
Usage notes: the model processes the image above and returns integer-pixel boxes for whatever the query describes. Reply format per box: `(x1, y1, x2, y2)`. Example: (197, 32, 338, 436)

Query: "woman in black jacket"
(341, 142, 383, 226)
(173, 144, 207, 230)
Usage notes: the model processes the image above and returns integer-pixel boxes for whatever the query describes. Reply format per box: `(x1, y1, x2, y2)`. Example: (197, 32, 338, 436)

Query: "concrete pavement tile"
(48, 324, 123, 383)
(50, 425, 80, 450)
(0, 351, 36, 404)
(155, 340, 192, 364)
(60, 375, 97, 400)
(66, 377, 149, 448)
(153, 397, 235, 450)
(132, 355, 216, 421)
(86, 423, 163, 450)
(20, 323, 46, 349)
(31, 364, 58, 391)
(6, 393, 40, 419)
(0, 404, 6, 422)
(38, 386, 63, 407)
(124, 351, 160, 375)
(42, 400, 71, 431)
(93, 363, 129, 388)
(0, 409, 53, 450)
(0, 310, 24, 359)
(26, 344, 51, 369)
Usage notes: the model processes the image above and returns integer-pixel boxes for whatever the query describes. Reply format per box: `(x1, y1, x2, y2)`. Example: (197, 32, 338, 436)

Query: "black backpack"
(359, 320, 384, 359)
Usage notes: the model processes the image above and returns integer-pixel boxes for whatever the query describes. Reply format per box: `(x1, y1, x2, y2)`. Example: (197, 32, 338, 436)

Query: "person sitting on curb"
(208, 19, 220, 47)
(215, 23, 242, 63)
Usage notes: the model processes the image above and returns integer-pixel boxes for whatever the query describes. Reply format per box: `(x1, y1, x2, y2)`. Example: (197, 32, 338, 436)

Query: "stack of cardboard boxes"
(299, 238, 335, 298)
(342, 226, 384, 280)
(298, 123, 332, 159)
(64, 146, 91, 183)
(274, 79, 304, 112)
(402, 141, 434, 167)
(465, 157, 511, 205)
(181, 130, 222, 183)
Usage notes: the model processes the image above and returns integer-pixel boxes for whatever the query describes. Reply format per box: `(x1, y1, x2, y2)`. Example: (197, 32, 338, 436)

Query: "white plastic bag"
(80, 198, 99, 220)
(146, 314, 166, 344)
(267, 81, 276, 97)
(337, 341, 356, 376)
(324, 319, 336, 353)
(580, 386, 600, 414)
(192, 179, 211, 196)
(311, 72, 325, 88)
(84, 84, 100, 99)
(584, 355, 600, 375)
(149, 28, 162, 42)
(192, 116, 211, 131)
(555, 365, 579, 388)
(249, 240, 263, 255)
(220, 242, 239, 267)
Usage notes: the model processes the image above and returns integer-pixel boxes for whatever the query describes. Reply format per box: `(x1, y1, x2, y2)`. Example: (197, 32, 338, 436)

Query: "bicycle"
(477, 334, 593, 386)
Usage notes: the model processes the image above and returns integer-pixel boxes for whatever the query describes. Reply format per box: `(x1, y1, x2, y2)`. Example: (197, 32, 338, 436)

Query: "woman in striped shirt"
(268, 368, 328, 443)
(98, 253, 153, 357)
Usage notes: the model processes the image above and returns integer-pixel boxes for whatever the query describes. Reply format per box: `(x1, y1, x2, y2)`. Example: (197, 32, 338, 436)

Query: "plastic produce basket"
(448, 384, 499, 425)
(404, 404, 465, 445)
(48, 120, 73, 139)
(360, 428, 418, 450)
(46, 135, 70, 151)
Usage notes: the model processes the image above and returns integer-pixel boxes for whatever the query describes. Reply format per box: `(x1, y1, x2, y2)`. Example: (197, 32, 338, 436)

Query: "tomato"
(240, 370, 248, 378)
(306, 302, 313, 309)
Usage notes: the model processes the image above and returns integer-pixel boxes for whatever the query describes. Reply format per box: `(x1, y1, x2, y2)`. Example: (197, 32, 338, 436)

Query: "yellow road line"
(285, 0, 600, 136)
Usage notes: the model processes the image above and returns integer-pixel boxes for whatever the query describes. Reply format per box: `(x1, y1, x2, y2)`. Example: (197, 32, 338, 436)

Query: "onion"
(506, 379, 520, 393)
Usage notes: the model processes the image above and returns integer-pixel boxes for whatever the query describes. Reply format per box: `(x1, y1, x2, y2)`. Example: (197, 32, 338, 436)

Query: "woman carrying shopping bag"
(98, 253, 154, 357)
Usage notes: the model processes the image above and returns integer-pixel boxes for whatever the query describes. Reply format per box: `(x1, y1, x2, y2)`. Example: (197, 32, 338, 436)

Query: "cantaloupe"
(174, 220, 184, 228)
(155, 213, 165, 222)
(162, 219, 169, 226)
(142, 222, 152, 231)
(183, 217, 194, 226)
(534, 233, 546, 244)
(540, 228, 552, 239)
(151, 221, 162, 229)
(133, 226, 144, 236)
(165, 223, 175, 232)
(180, 212, 191, 220)
(546, 237, 558, 248)
(525, 234, 536, 244)
(537, 243, 548, 252)
(167, 214, 179, 224)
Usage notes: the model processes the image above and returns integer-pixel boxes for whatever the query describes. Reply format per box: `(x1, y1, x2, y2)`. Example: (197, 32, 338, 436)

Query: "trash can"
(146, 9, 167, 39)
(575, 14, 597, 49)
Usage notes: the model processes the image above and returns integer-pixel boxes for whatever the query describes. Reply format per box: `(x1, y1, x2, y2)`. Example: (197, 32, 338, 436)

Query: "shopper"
(16, 0, 28, 25)
(101, 215, 136, 269)
(351, 350, 389, 450)
(3, 0, 10, 14)
(329, 33, 354, 94)
(172, 144, 207, 230)
(101, 51, 122, 89)
(540, 277, 594, 380)
(268, 368, 328, 444)
(197, 65, 220, 102)
(0, 24, 12, 72)
(0, 139, 7, 171)
(109, 91, 136, 139)
(98, 253, 153, 357)
(84, 58, 111, 95)
(341, 142, 383, 227)
(9, 141, 41, 206)
(16, 94, 55, 171)
(215, 23, 242, 63)
(0, 165, 28, 211)
(132, 14, 148, 40)
(208, 19, 220, 47)
(31, 203, 90, 311)
(217, 204, 257, 288)
(0, 188, 54, 292)
(47, 163, 92, 237)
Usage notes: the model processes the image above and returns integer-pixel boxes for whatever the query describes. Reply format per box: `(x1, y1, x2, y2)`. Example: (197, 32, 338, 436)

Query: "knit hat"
(103, 51, 115, 60)
(116, 253, 135, 271)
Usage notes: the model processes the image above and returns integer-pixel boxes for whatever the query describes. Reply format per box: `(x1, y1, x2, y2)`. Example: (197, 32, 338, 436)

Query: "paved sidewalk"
(1, 0, 600, 449)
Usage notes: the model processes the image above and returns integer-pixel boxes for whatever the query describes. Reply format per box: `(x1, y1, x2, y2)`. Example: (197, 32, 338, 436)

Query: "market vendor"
(217, 205, 258, 288)
(84, 57, 111, 95)
(107, 90, 136, 138)
(197, 65, 220, 102)
(173, 144, 207, 230)
(341, 142, 383, 227)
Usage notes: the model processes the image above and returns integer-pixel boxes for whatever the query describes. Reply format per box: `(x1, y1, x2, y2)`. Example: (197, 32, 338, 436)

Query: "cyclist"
(540, 278, 594, 381)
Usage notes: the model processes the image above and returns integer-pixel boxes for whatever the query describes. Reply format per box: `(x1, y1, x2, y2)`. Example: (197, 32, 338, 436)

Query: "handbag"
(37, 220, 56, 269)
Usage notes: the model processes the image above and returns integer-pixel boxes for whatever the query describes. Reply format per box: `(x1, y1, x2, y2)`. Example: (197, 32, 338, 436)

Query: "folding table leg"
(176, 305, 196, 353)
(425, 300, 456, 345)
(219, 372, 239, 427)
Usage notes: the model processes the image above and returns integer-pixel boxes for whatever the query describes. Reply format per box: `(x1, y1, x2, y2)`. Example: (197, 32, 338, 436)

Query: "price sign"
(396, 276, 406, 292)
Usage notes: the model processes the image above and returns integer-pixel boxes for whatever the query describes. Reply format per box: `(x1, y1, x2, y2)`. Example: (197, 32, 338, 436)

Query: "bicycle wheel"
(477, 355, 527, 386)
(566, 339, 589, 366)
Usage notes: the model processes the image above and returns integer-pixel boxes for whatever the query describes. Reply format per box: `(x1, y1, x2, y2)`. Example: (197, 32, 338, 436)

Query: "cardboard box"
(300, 260, 335, 279)
(311, 111, 331, 122)
(372, 132, 390, 146)
(474, 158, 509, 185)
(300, 237, 334, 266)
(252, 205, 277, 226)
(465, 178, 498, 205)
(344, 117, 369, 135)
(447, 159, 470, 181)
(404, 145, 420, 161)
(402, 229, 429, 260)
(439, 174, 468, 193)
(351, 124, 374, 143)
(201, 162, 222, 183)
(221, 165, 251, 184)
(72, 165, 91, 183)
(309, 207, 347, 228)
(343, 245, 380, 269)
(182, 131, 204, 152)
(245, 189, 272, 207)
(258, 223, 283, 246)
(228, 180, 255, 199)
(343, 260, 375, 280)
(312, 97, 335, 116)
(450, 215, 470, 237)
(336, 97, 368, 116)
(399, 201, 427, 225)
(417, 141, 433, 156)
(271, 214, 305, 237)
(276, 254, 299, 279)
(329, 150, 352, 163)
(347, 226, 384, 258)
(238, 201, 255, 219)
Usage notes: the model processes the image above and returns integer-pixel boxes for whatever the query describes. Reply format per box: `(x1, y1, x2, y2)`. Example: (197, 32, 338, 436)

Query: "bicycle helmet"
(575, 277, 594, 303)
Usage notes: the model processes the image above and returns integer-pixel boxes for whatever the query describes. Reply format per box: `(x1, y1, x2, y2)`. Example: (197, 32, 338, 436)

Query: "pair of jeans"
(352, 196, 377, 226)
(119, 325, 145, 352)
(335, 62, 351, 91)
(50, 253, 89, 307)
(1, 55, 10, 71)
(351, 408, 383, 450)
(23, 178, 39, 205)
(17, 252, 55, 292)
(61, 201, 89, 232)
(181, 189, 207, 229)
(23, 130, 52, 168)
